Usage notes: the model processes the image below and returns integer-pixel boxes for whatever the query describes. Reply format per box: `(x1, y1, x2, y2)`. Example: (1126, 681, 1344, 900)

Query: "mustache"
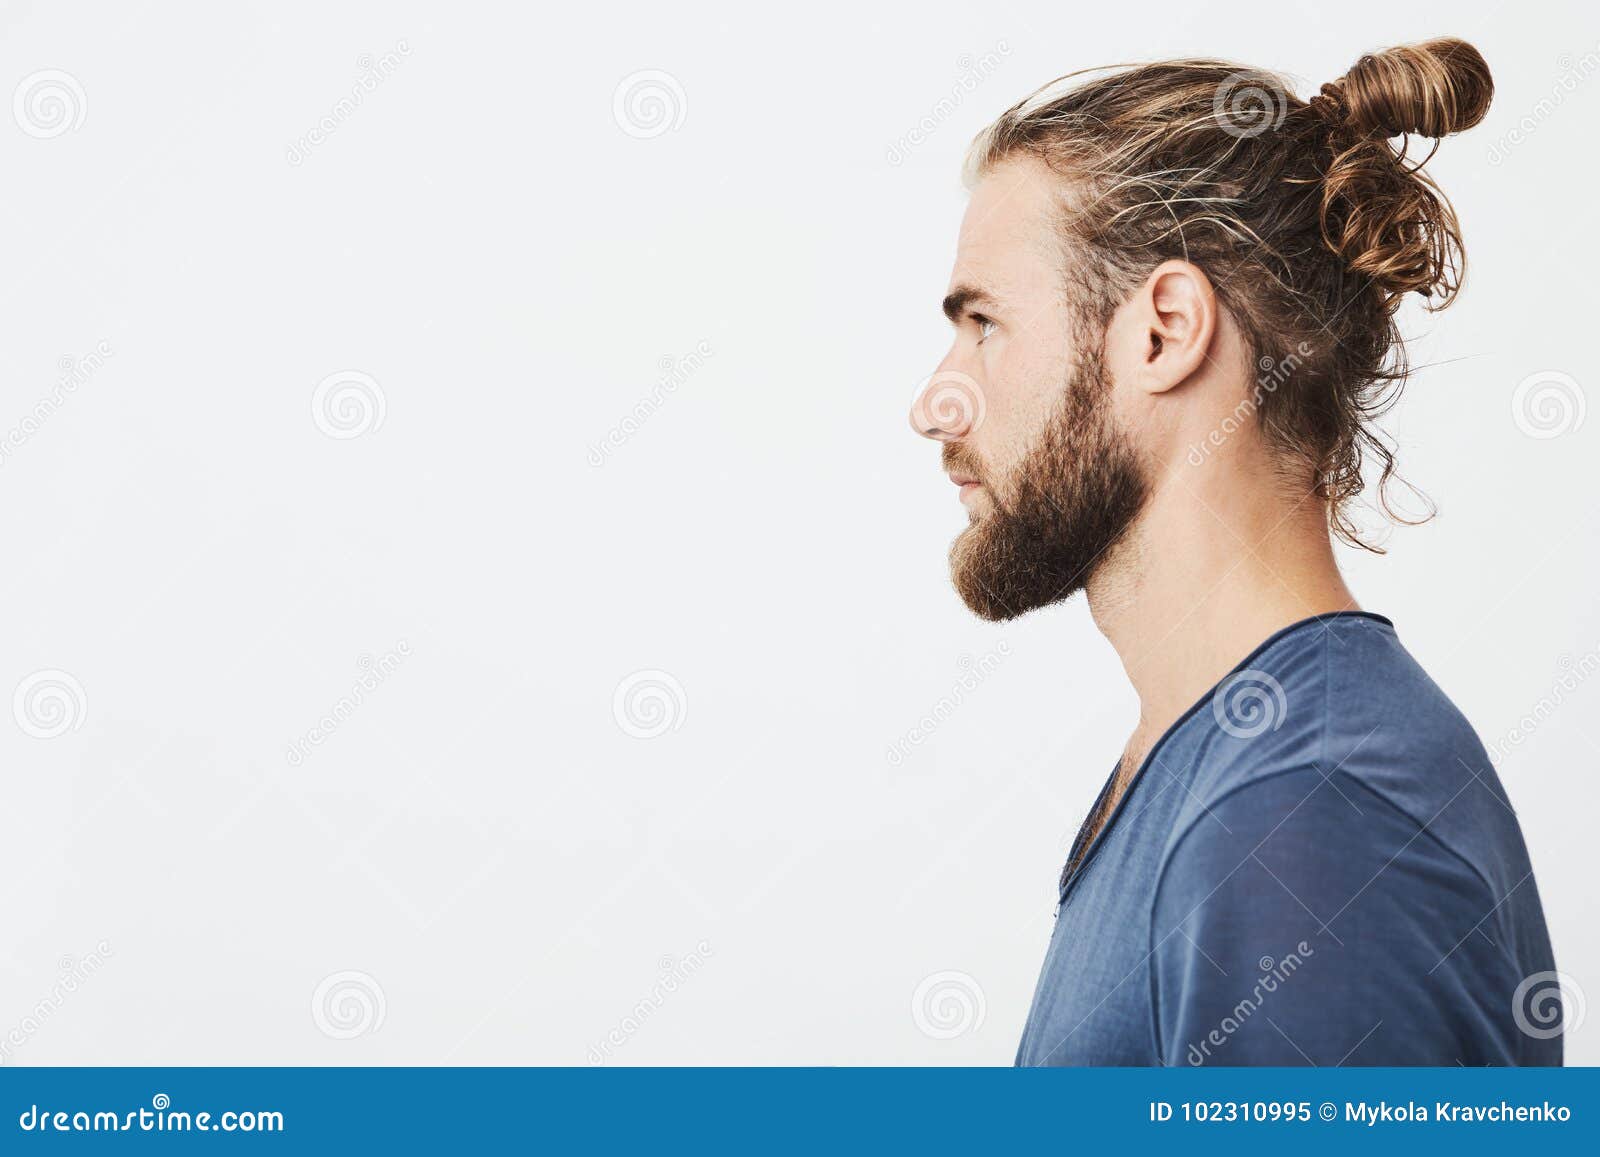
(941, 442, 986, 483)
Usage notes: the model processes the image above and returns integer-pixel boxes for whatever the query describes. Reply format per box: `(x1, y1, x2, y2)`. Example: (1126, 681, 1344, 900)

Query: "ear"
(1116, 260, 1217, 396)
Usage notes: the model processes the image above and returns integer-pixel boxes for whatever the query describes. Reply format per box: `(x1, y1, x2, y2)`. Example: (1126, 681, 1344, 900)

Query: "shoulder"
(1165, 614, 1522, 896)
(1146, 762, 1556, 1065)
(1141, 615, 1558, 1064)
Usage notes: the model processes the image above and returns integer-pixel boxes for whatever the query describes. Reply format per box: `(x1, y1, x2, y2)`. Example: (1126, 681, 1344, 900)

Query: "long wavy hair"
(965, 38, 1494, 547)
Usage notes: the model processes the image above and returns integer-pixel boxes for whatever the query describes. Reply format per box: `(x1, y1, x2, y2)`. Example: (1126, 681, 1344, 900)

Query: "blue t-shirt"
(1014, 612, 1561, 1066)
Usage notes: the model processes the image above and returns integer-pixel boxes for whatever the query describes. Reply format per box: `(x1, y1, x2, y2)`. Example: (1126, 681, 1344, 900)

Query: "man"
(911, 38, 1561, 1065)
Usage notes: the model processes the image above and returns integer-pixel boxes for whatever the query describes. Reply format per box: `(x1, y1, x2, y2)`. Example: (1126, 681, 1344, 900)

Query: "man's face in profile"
(913, 157, 1148, 621)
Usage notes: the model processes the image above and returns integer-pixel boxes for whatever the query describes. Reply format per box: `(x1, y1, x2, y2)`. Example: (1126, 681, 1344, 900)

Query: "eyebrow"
(941, 286, 998, 324)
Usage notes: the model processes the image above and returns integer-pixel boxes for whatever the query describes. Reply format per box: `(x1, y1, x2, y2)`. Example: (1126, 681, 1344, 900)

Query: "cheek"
(974, 341, 1069, 480)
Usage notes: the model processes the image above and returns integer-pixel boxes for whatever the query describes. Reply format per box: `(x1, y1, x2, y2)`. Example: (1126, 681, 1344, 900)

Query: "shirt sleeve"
(1150, 766, 1524, 1066)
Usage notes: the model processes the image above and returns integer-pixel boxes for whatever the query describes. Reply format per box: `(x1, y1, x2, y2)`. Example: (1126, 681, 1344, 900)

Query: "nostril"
(909, 405, 954, 440)
(910, 370, 987, 441)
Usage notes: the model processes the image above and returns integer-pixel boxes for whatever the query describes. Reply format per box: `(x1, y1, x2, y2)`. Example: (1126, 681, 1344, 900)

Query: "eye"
(974, 316, 997, 344)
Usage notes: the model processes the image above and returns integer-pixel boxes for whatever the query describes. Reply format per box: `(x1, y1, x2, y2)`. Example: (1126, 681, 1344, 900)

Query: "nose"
(909, 368, 986, 441)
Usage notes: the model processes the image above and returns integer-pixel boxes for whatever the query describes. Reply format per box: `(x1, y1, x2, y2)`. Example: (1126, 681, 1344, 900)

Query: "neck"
(1086, 467, 1357, 759)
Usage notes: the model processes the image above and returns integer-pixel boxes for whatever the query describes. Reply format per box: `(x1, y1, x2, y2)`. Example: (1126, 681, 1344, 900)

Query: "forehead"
(950, 155, 1064, 302)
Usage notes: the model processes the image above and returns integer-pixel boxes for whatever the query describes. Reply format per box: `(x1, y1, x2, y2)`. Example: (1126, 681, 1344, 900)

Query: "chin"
(948, 517, 1102, 622)
(948, 535, 1044, 622)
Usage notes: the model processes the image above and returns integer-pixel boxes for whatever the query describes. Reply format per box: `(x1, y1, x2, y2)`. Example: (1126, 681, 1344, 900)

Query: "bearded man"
(911, 39, 1561, 1066)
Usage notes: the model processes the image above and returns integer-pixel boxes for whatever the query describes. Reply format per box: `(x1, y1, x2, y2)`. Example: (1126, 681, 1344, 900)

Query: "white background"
(0, 0, 1595, 1065)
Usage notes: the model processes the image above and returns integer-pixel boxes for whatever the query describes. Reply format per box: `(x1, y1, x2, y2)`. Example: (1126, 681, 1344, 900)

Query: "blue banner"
(1, 1067, 1593, 1152)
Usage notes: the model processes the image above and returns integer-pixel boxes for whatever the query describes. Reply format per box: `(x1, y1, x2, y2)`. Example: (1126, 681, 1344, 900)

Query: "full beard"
(945, 346, 1147, 622)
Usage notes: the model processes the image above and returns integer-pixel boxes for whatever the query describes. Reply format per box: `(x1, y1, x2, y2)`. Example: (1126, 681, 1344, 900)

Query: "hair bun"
(1336, 37, 1493, 138)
